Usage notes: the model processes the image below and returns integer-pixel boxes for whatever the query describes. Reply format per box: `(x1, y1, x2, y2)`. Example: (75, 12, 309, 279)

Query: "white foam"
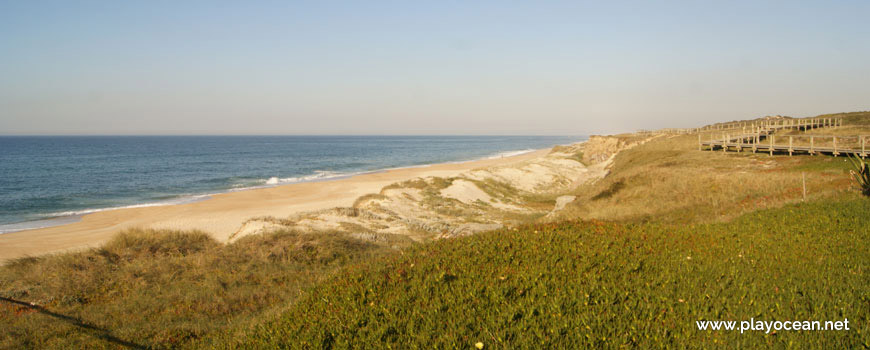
(42, 195, 211, 218)
(0, 195, 212, 234)
(484, 148, 537, 159)
(236, 170, 354, 192)
(0, 142, 583, 235)
(0, 216, 84, 234)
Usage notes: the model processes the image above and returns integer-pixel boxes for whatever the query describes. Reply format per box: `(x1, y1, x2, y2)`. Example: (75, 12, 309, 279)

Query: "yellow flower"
(475, 342, 484, 349)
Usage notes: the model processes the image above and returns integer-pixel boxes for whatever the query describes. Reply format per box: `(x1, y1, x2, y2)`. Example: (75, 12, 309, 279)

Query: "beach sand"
(0, 149, 550, 262)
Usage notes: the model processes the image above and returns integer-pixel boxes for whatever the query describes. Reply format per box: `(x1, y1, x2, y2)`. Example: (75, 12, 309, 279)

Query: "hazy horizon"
(2, 1, 869, 136)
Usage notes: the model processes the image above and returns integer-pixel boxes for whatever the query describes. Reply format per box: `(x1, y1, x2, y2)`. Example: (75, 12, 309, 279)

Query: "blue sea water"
(0, 135, 583, 233)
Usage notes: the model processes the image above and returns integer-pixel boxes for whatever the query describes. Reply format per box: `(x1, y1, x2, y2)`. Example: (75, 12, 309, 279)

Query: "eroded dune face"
(232, 136, 655, 242)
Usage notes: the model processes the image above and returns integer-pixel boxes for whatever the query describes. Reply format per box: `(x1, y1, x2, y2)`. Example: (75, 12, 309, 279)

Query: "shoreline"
(0, 147, 556, 262)
(0, 147, 552, 235)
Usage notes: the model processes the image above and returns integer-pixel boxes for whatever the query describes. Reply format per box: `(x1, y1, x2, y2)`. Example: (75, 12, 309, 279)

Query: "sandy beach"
(0, 149, 550, 262)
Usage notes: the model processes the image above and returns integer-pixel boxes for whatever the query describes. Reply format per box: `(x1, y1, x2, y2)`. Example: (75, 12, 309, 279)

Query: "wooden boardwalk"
(643, 116, 845, 135)
(698, 117, 868, 158)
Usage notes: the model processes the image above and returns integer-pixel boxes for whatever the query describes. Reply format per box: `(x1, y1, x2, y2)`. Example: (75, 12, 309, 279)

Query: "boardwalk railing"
(698, 117, 868, 158)
(697, 117, 842, 133)
(644, 117, 844, 136)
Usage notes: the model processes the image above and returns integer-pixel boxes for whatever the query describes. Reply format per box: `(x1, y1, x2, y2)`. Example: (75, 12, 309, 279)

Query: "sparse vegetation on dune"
(1, 112, 868, 349)
(556, 133, 856, 223)
(0, 229, 393, 349)
(819, 111, 870, 126)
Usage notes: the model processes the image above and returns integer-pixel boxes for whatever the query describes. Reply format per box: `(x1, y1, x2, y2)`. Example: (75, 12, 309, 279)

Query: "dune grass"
(555, 133, 857, 224)
(0, 229, 392, 349)
(221, 197, 869, 349)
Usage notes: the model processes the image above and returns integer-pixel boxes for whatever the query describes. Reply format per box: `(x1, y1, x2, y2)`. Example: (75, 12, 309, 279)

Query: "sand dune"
(0, 135, 654, 262)
(0, 149, 550, 261)
(229, 138, 639, 242)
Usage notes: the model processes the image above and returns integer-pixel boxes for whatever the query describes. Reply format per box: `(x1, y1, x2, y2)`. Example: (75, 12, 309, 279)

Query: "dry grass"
(554, 133, 858, 223)
(0, 228, 393, 349)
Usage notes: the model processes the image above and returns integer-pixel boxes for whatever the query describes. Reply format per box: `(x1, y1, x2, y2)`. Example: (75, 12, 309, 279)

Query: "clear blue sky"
(1, 1, 868, 135)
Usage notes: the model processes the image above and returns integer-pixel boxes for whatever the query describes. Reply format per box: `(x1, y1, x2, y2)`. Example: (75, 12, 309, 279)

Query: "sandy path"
(0, 149, 549, 261)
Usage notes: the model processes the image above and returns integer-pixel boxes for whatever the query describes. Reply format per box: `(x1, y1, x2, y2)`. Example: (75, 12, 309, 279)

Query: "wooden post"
(724, 134, 729, 152)
(769, 135, 774, 156)
(833, 136, 838, 157)
(788, 136, 793, 156)
(753, 134, 757, 153)
(698, 133, 702, 151)
(810, 136, 814, 155)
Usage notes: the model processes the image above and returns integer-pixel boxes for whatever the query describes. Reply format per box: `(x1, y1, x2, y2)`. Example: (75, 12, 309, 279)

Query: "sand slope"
(0, 150, 548, 261)
(231, 136, 651, 242)
(0, 135, 652, 262)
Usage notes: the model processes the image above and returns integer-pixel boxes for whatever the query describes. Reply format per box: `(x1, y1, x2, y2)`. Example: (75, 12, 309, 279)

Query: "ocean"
(0, 135, 583, 233)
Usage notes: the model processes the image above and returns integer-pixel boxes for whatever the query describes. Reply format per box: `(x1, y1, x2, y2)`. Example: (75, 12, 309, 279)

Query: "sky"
(1, 1, 869, 135)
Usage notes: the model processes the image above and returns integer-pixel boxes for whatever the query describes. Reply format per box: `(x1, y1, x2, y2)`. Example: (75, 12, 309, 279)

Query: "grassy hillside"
(557, 126, 859, 224)
(215, 197, 869, 349)
(1, 112, 867, 349)
(0, 229, 399, 349)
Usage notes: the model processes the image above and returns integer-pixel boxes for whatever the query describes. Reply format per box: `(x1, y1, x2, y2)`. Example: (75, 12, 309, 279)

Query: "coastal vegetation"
(556, 112, 869, 224)
(213, 197, 869, 349)
(0, 229, 396, 349)
(848, 155, 870, 196)
(0, 112, 868, 349)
